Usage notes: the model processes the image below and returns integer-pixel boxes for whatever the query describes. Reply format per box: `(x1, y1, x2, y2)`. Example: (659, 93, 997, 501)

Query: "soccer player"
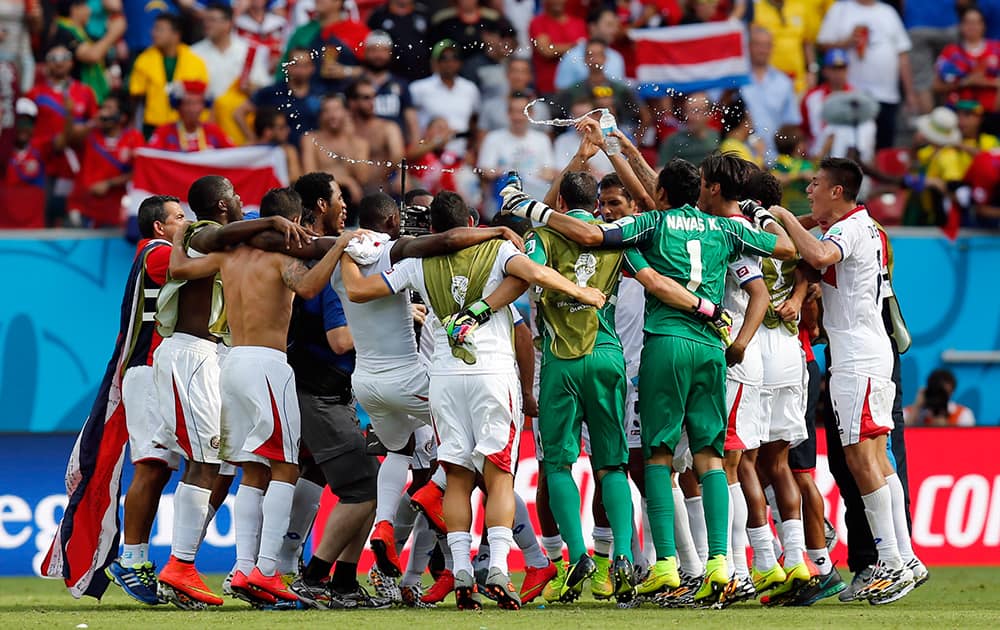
(692, 155, 778, 606)
(340, 191, 606, 610)
(153, 176, 312, 608)
(743, 170, 845, 604)
(770, 158, 925, 604)
(500, 152, 796, 607)
(102, 196, 186, 604)
(326, 184, 526, 595)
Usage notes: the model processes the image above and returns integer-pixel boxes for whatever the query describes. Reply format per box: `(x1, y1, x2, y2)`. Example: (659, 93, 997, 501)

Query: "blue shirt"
(554, 42, 627, 91)
(740, 67, 802, 164)
(300, 284, 355, 374)
(252, 82, 323, 147)
(903, 0, 959, 29)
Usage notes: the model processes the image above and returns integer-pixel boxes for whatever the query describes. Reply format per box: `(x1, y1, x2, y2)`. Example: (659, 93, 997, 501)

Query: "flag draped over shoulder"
(125, 145, 289, 221)
(630, 22, 751, 98)
(40, 241, 161, 599)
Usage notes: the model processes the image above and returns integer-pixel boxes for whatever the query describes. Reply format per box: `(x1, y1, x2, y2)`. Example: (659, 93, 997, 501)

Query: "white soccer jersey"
(819, 207, 893, 379)
(383, 240, 524, 375)
(723, 252, 765, 386)
(615, 276, 645, 376)
(331, 242, 420, 373)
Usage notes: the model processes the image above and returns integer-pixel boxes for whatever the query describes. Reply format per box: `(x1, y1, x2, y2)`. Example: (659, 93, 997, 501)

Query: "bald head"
(749, 26, 773, 68)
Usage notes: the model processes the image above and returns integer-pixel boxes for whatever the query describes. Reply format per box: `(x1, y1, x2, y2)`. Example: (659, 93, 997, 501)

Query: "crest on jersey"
(451, 275, 469, 305)
(574, 252, 597, 287)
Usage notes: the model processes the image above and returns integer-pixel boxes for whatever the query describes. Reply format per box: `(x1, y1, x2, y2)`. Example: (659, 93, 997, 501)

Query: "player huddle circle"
(78, 118, 926, 612)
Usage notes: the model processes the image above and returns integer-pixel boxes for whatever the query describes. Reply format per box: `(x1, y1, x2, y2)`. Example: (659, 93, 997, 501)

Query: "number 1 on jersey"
(686, 240, 702, 292)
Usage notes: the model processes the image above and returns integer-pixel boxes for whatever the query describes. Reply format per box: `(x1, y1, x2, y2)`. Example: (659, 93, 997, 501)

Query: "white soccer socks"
(172, 482, 211, 562)
(861, 484, 903, 569)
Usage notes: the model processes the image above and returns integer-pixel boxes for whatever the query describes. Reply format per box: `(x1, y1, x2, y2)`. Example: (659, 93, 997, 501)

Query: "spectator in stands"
(300, 94, 370, 205)
(130, 13, 209, 138)
(2, 98, 49, 229)
(366, 0, 432, 81)
(0, 0, 41, 95)
(347, 77, 405, 194)
(461, 17, 517, 92)
(557, 39, 643, 137)
(917, 101, 998, 184)
(904, 368, 976, 427)
(964, 144, 1000, 228)
(429, 0, 500, 59)
(801, 48, 877, 161)
(554, 6, 626, 90)
(504, 0, 536, 50)
(409, 39, 480, 157)
(28, 44, 98, 227)
(752, 0, 820, 94)
(240, 46, 322, 147)
(69, 91, 144, 228)
(193, 3, 272, 145)
(718, 97, 763, 165)
(905, 0, 960, 115)
(360, 31, 419, 142)
(934, 6, 1000, 128)
(406, 116, 462, 194)
(530, 0, 587, 96)
(50, 0, 126, 103)
(680, 0, 736, 24)
(234, 0, 290, 74)
(741, 26, 801, 164)
(553, 98, 613, 177)
(253, 107, 303, 183)
(629, 0, 684, 28)
(478, 91, 557, 218)
(658, 91, 719, 166)
(770, 124, 814, 216)
(956, 99, 1000, 154)
(817, 0, 916, 150)
(148, 80, 234, 151)
(282, 0, 364, 90)
(479, 56, 548, 133)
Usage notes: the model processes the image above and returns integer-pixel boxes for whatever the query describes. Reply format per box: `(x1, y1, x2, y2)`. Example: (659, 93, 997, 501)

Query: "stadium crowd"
(3, 0, 1000, 231)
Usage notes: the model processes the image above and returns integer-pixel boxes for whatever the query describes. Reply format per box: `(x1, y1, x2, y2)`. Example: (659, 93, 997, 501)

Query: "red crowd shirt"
(2, 140, 50, 228)
(26, 79, 98, 179)
(965, 148, 1000, 208)
(71, 128, 146, 227)
(148, 122, 234, 152)
(529, 13, 587, 95)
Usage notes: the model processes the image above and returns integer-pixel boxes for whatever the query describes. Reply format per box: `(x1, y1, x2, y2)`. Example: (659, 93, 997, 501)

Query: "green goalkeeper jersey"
(526, 209, 624, 360)
(615, 205, 778, 347)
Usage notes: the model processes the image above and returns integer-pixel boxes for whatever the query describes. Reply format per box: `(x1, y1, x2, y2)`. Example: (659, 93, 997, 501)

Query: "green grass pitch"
(4, 568, 1000, 629)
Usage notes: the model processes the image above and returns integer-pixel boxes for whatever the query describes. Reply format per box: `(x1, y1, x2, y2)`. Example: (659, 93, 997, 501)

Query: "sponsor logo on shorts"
(210, 435, 221, 450)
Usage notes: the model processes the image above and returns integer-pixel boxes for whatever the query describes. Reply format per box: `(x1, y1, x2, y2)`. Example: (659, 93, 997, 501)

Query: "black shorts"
(789, 359, 820, 473)
(298, 391, 378, 503)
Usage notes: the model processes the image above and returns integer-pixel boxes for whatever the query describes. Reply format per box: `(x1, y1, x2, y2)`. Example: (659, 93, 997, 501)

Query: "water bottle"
(506, 170, 522, 191)
(600, 110, 621, 156)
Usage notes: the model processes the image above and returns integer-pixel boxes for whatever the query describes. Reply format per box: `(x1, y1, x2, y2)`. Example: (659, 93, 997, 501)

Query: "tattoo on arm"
(281, 259, 309, 291)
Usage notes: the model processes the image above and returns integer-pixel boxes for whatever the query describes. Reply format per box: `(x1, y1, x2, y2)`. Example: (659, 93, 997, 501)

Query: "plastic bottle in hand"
(600, 110, 621, 156)
(505, 170, 522, 191)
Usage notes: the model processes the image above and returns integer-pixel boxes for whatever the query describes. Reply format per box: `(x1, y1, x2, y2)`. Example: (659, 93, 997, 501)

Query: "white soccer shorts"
(219, 346, 301, 465)
(123, 365, 179, 469)
(353, 365, 431, 452)
(430, 370, 522, 474)
(724, 379, 763, 451)
(829, 372, 894, 446)
(152, 333, 222, 464)
(411, 424, 437, 470)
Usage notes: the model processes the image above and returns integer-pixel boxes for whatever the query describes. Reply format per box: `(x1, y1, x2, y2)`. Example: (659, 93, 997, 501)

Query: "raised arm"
(189, 216, 313, 253)
(543, 134, 600, 208)
(770, 206, 841, 269)
(504, 255, 606, 308)
(500, 185, 607, 247)
(168, 224, 223, 280)
(280, 231, 356, 299)
(339, 253, 393, 303)
(389, 226, 524, 265)
(576, 118, 657, 211)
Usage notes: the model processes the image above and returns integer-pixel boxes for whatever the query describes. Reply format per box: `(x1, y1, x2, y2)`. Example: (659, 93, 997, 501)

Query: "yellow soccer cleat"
(591, 555, 614, 600)
(694, 555, 730, 608)
(542, 561, 568, 603)
(637, 557, 680, 596)
(752, 563, 787, 594)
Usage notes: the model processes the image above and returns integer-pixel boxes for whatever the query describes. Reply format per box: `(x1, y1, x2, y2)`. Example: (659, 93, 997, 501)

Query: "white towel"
(345, 231, 390, 265)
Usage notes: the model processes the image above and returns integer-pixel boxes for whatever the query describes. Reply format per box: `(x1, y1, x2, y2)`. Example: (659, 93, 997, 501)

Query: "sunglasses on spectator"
(47, 51, 73, 63)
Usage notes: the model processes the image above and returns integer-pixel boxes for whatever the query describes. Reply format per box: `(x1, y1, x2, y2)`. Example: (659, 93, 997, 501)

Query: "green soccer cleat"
(694, 555, 731, 608)
(542, 561, 567, 603)
(637, 557, 680, 597)
(786, 566, 847, 606)
(591, 555, 614, 600)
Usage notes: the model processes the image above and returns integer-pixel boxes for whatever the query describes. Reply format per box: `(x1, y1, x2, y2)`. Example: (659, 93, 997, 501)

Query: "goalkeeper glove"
(691, 298, 734, 347)
(499, 184, 554, 224)
(751, 204, 778, 231)
(443, 299, 493, 344)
